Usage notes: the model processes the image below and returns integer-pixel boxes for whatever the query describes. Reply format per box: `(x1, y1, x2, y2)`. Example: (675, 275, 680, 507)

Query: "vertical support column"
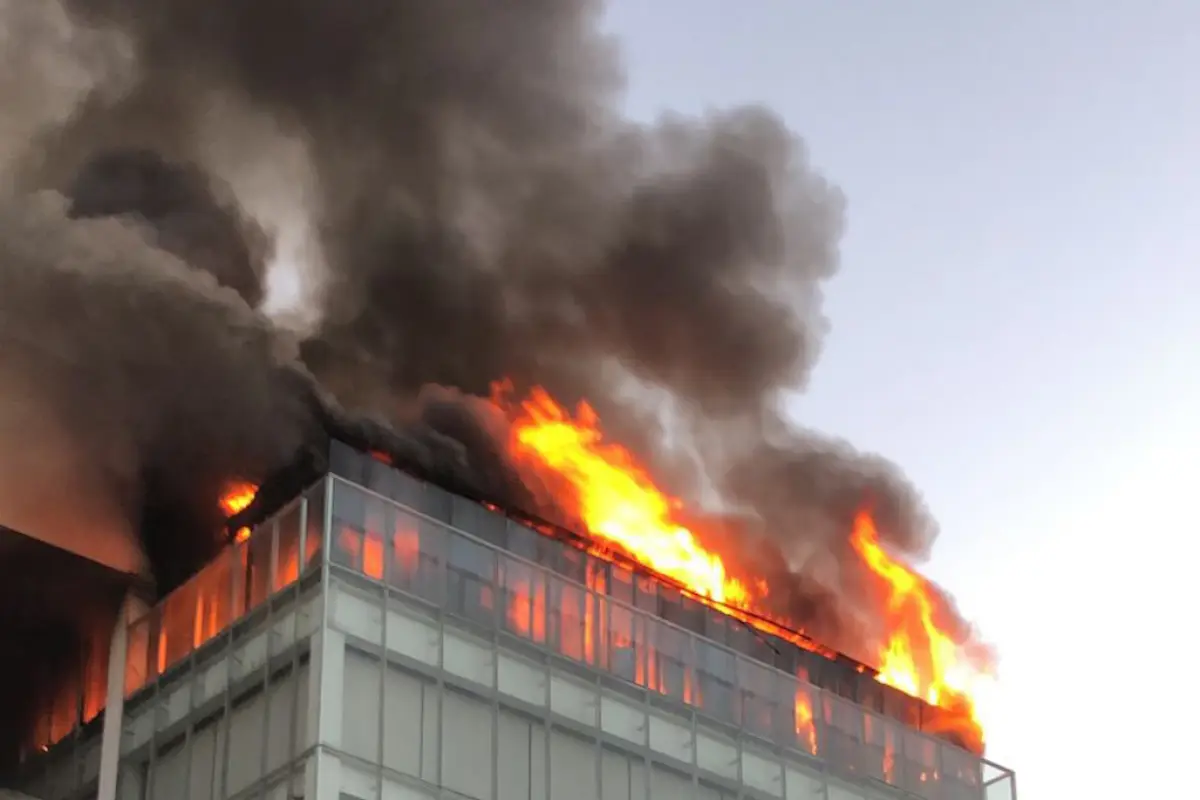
(304, 476, 342, 800)
(98, 591, 147, 800)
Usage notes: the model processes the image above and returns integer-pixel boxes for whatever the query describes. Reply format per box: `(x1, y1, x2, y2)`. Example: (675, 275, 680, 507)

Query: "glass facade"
(12, 448, 1016, 800)
(322, 473, 1016, 800)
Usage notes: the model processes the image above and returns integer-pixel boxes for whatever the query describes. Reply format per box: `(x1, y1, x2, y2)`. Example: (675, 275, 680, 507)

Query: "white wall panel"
(548, 729, 596, 800)
(600, 747, 632, 800)
(381, 665, 424, 779)
(342, 650, 382, 763)
(497, 710, 532, 800)
(742, 745, 785, 797)
(142, 663, 307, 800)
(696, 730, 739, 781)
(440, 689, 493, 800)
(650, 763, 693, 800)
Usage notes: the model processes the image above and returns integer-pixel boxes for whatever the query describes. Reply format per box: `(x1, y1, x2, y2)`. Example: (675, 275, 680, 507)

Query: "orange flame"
(220, 482, 258, 542)
(501, 385, 752, 606)
(497, 383, 989, 750)
(850, 512, 992, 750)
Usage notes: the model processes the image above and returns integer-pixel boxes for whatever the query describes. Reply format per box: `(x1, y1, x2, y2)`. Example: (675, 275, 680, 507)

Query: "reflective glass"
(446, 530, 497, 624)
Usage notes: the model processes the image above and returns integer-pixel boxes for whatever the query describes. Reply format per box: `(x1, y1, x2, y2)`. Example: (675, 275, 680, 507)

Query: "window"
(499, 554, 547, 643)
(446, 532, 497, 624)
(695, 640, 737, 723)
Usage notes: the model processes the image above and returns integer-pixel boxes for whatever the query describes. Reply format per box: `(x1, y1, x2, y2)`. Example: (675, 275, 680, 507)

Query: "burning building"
(0, 2, 1019, 799)
(2, 387, 1017, 800)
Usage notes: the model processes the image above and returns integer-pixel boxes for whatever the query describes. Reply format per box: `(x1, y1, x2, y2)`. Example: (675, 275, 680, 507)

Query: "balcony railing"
(123, 481, 327, 696)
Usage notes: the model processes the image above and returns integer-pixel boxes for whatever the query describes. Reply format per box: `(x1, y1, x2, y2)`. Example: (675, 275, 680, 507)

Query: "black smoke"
(0, 0, 985, 760)
(67, 148, 271, 308)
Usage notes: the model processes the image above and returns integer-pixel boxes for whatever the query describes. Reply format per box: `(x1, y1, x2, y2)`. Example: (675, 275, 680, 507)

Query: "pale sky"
(602, 1, 1199, 797)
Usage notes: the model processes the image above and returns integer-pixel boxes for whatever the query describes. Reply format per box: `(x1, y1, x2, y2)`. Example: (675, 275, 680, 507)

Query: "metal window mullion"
(218, 576, 236, 800)
(687, 631, 699, 797)
(434, 519, 447, 790)
(491, 552, 501, 800)
(376, 510, 389, 800)
(145, 621, 164, 800)
(258, 539, 276, 799)
(180, 628, 197, 800)
(734, 655, 746, 800)
(313, 476, 334, 759)
(592, 586, 604, 800)
(542, 649, 551, 800)
(286, 495, 307, 788)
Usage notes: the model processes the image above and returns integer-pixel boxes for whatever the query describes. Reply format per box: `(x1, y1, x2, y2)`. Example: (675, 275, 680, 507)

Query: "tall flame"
(850, 512, 993, 748)
(498, 383, 990, 749)
(502, 386, 752, 606)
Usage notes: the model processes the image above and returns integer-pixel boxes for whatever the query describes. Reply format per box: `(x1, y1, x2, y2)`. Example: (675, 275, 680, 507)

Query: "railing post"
(97, 591, 147, 800)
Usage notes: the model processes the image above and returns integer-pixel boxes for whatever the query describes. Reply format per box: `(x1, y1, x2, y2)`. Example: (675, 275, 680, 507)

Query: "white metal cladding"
(321, 573, 991, 800)
(320, 475, 1013, 800)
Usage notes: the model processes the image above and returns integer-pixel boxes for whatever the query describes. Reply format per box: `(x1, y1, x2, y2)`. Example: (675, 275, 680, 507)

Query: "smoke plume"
(0, 0, 974, 754)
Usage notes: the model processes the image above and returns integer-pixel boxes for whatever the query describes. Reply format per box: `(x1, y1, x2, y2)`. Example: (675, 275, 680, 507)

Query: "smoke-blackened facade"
(7, 442, 1017, 800)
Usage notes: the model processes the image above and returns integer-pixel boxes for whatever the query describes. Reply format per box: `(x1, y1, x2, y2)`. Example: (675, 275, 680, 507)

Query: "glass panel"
(375, 464, 425, 508)
(634, 574, 658, 613)
(505, 520, 540, 559)
(422, 483, 453, 523)
(274, 502, 303, 590)
(498, 553, 546, 643)
(862, 711, 900, 786)
(738, 657, 778, 739)
(246, 522, 274, 607)
(361, 492, 390, 580)
(898, 728, 940, 795)
(230, 539, 249, 621)
(606, 582, 638, 684)
(652, 618, 691, 703)
(856, 675, 886, 714)
(695, 639, 737, 725)
(331, 480, 366, 573)
(702, 606, 729, 647)
(819, 692, 865, 776)
(549, 572, 586, 662)
(445, 530, 497, 624)
(451, 496, 506, 546)
(303, 480, 326, 569)
(125, 614, 151, 695)
(941, 743, 983, 795)
(585, 560, 608, 668)
(193, 547, 234, 649)
(537, 534, 568, 576)
(363, 454, 398, 496)
(791, 676, 820, 757)
(558, 544, 587, 584)
(386, 505, 423, 590)
(158, 577, 197, 668)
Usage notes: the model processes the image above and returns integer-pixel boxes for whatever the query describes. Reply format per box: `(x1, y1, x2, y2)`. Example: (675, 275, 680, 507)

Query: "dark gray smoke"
(0, 0, 977, 703)
(67, 148, 271, 307)
(0, 192, 314, 590)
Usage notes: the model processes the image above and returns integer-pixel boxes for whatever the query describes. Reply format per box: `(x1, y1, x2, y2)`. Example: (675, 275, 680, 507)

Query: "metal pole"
(97, 591, 146, 800)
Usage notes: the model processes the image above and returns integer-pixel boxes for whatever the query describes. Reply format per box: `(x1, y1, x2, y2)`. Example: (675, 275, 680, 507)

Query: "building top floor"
(15, 441, 1016, 800)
